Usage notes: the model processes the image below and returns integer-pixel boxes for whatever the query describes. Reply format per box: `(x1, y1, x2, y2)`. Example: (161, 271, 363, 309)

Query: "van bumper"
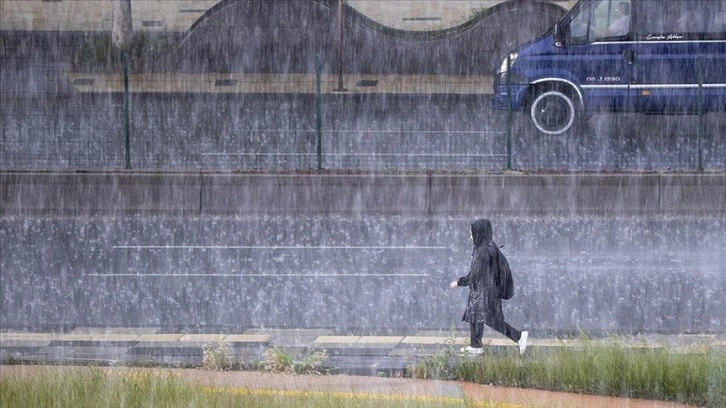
(491, 84, 528, 111)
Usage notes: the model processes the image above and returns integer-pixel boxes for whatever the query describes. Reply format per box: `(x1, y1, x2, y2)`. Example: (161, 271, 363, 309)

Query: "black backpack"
(491, 244, 514, 300)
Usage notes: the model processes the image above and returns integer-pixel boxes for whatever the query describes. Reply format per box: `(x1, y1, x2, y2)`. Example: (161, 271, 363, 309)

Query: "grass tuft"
(202, 339, 235, 371)
(263, 347, 328, 374)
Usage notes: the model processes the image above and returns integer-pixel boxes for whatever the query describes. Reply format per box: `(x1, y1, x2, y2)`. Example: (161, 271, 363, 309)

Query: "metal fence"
(1, 60, 724, 172)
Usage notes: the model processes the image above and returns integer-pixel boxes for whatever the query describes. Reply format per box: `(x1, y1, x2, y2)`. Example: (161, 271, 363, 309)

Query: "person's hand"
(449, 281, 458, 289)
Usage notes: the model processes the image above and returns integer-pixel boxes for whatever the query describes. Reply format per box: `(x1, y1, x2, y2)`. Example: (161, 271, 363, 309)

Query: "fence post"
(505, 54, 512, 170)
(335, 0, 346, 92)
(696, 57, 704, 172)
(112, 0, 133, 169)
(122, 51, 131, 169)
(316, 56, 323, 170)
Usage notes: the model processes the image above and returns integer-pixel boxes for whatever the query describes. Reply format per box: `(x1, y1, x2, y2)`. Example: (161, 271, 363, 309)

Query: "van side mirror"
(553, 21, 566, 47)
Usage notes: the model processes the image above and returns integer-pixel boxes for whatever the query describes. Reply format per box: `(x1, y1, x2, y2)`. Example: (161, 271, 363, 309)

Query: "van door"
(631, 0, 726, 113)
(564, 0, 637, 112)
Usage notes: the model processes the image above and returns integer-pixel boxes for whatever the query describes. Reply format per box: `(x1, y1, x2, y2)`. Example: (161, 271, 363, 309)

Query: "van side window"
(641, 0, 726, 40)
(568, 0, 631, 43)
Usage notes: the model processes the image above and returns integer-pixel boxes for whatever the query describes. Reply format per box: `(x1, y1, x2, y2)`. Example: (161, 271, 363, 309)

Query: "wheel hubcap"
(532, 91, 575, 134)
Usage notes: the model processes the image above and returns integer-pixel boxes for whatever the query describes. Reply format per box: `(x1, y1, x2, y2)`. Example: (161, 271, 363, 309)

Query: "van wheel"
(529, 89, 580, 135)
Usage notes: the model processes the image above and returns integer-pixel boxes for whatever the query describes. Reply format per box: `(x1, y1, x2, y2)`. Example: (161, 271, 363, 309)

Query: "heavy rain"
(1, 0, 725, 396)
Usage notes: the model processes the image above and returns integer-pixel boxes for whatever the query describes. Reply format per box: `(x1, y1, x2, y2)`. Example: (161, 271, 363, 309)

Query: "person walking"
(450, 218, 528, 355)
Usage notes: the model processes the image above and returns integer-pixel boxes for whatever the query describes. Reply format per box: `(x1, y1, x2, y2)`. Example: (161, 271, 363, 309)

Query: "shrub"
(202, 339, 234, 371)
(263, 347, 328, 374)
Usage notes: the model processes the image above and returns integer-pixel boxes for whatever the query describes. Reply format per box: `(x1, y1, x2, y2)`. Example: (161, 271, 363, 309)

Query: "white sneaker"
(460, 346, 484, 355)
(518, 331, 529, 355)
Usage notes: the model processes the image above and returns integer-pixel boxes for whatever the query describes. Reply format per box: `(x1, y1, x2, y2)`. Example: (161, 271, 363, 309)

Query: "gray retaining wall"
(2, 172, 725, 334)
(2, 172, 725, 217)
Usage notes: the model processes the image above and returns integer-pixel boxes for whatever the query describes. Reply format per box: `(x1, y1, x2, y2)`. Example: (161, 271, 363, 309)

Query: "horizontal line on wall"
(200, 153, 506, 157)
(111, 245, 448, 250)
(85, 273, 430, 277)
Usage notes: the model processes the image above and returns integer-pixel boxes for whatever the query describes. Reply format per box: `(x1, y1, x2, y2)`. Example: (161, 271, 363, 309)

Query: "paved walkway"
(0, 364, 699, 408)
(2, 329, 720, 407)
(2, 329, 724, 377)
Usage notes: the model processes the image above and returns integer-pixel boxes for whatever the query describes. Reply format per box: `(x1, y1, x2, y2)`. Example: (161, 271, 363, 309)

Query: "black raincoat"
(457, 219, 514, 324)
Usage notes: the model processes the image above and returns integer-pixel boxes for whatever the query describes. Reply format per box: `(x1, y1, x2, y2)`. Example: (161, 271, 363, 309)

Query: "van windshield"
(568, 0, 631, 42)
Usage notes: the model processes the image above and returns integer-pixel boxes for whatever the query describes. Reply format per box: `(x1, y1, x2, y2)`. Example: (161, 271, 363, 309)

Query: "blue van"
(492, 0, 726, 135)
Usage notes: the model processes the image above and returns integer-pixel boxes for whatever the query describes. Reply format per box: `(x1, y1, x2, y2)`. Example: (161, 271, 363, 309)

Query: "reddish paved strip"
(459, 382, 699, 408)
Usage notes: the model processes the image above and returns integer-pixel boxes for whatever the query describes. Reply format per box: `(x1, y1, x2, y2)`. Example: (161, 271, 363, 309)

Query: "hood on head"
(471, 218, 493, 247)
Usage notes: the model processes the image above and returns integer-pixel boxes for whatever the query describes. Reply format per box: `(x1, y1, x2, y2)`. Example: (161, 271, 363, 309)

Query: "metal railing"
(1, 59, 722, 172)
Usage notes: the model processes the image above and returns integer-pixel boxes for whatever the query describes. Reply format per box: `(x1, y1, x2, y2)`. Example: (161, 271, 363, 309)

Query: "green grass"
(413, 338, 726, 407)
(3, 340, 724, 407)
(0, 367, 484, 408)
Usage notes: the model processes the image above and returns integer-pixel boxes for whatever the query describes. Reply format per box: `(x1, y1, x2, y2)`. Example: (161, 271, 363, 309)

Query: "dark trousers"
(470, 315, 521, 348)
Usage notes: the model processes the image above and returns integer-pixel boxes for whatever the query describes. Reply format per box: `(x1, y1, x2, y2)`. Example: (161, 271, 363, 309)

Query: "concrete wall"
(3, 171, 725, 334)
(2, 172, 724, 217)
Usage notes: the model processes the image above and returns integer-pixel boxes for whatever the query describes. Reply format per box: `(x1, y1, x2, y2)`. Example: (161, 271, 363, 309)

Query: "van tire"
(529, 88, 581, 135)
